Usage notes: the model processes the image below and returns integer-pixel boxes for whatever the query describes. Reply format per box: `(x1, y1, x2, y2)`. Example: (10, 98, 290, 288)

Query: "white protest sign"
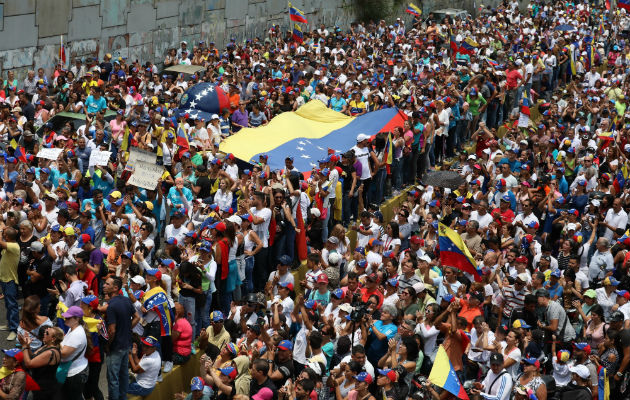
(36, 148, 63, 160)
(127, 148, 156, 168)
(127, 161, 164, 190)
(89, 150, 111, 167)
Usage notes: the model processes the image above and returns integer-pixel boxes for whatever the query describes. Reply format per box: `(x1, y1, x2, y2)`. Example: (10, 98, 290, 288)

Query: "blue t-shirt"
(329, 97, 347, 112)
(85, 95, 107, 114)
(367, 320, 397, 364)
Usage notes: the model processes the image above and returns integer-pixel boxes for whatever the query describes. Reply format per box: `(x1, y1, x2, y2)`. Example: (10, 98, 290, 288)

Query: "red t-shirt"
(360, 287, 384, 309)
(79, 268, 99, 296)
(506, 70, 523, 90)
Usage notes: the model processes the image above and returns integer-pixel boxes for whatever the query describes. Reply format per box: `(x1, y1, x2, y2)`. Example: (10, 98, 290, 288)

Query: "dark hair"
(76, 251, 90, 262)
(298, 379, 315, 393)
(110, 276, 123, 291)
(524, 294, 537, 305)
(347, 271, 359, 281)
(401, 336, 419, 362)
(590, 304, 605, 320)
(388, 221, 400, 238)
(253, 358, 270, 374)
(308, 331, 323, 350)
(352, 345, 366, 356)
(348, 360, 363, 374)
(336, 336, 351, 356)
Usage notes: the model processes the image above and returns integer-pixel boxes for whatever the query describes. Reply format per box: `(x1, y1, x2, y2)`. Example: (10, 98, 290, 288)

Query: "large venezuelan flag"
(429, 346, 469, 399)
(219, 100, 407, 172)
(438, 222, 481, 282)
(143, 286, 174, 336)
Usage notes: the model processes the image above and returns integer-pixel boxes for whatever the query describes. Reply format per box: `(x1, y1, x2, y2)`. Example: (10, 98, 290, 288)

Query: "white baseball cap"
(356, 133, 370, 142)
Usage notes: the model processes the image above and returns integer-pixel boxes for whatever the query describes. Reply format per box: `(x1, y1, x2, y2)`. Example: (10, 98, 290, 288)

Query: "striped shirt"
(502, 285, 529, 318)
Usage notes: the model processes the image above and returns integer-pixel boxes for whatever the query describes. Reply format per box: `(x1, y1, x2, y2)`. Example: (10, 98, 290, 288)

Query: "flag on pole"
(438, 222, 481, 281)
(292, 24, 304, 43)
(429, 346, 470, 399)
(288, 2, 308, 23)
(176, 124, 190, 158)
(598, 366, 610, 400)
(383, 132, 393, 174)
(59, 35, 66, 65)
(406, 2, 422, 16)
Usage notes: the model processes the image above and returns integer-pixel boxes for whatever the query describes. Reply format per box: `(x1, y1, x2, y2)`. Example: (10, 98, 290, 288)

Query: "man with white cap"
(413, 281, 435, 314)
(559, 364, 593, 400)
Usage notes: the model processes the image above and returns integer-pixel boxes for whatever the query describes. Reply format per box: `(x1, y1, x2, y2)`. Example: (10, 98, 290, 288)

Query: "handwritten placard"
(127, 148, 156, 169)
(36, 148, 63, 160)
(127, 161, 164, 190)
(89, 150, 111, 167)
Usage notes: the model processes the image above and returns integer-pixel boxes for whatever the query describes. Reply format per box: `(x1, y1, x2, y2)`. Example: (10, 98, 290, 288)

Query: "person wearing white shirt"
(470, 201, 494, 230)
(602, 198, 628, 241)
(59, 306, 89, 396)
(473, 353, 512, 400)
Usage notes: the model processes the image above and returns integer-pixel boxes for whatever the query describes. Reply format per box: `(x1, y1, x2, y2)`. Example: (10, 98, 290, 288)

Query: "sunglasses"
(212, 320, 224, 324)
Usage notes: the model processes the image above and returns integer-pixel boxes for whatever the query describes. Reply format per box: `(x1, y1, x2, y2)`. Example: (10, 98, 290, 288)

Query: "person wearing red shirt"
(76, 252, 99, 296)
(360, 273, 384, 309)
(492, 195, 516, 226)
(505, 61, 523, 117)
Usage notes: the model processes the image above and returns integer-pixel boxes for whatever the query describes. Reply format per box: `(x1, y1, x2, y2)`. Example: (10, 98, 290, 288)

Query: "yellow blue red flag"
(438, 222, 481, 281)
(406, 2, 422, 16)
(429, 346, 469, 399)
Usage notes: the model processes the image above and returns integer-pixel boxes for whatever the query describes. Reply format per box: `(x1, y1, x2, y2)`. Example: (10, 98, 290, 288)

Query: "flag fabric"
(406, 2, 422, 16)
(485, 57, 499, 67)
(219, 101, 407, 172)
(121, 125, 132, 155)
(438, 222, 481, 281)
(450, 35, 460, 57)
(606, 0, 611, 10)
(59, 35, 66, 65)
(143, 287, 174, 336)
(292, 24, 304, 43)
(295, 203, 307, 261)
(43, 131, 56, 148)
(429, 346, 470, 399)
(176, 124, 190, 158)
(14, 146, 28, 163)
(619, 0, 630, 11)
(598, 366, 610, 400)
(598, 131, 615, 142)
(288, 2, 308, 23)
(383, 132, 393, 174)
(459, 38, 479, 54)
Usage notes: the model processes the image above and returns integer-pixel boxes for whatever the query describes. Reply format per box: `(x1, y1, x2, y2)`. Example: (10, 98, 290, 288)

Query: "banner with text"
(127, 161, 164, 190)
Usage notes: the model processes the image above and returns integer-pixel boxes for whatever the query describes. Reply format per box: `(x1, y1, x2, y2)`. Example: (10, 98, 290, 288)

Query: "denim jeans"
(39, 293, 51, 317)
(179, 295, 196, 335)
(244, 256, 254, 295)
(0, 281, 18, 332)
(107, 348, 130, 400)
(391, 158, 402, 190)
(321, 204, 331, 242)
(200, 289, 213, 330)
(342, 193, 352, 227)
(127, 382, 154, 396)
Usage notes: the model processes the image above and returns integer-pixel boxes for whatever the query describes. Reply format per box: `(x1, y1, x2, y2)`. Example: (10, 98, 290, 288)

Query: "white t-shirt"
(61, 326, 88, 377)
(352, 146, 371, 180)
(250, 207, 272, 247)
(136, 350, 162, 388)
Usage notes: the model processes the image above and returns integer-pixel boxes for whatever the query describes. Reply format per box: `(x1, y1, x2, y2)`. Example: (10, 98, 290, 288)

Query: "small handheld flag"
(59, 35, 66, 65)
(288, 2, 308, 23)
(438, 222, 481, 281)
(406, 2, 422, 16)
(292, 24, 304, 43)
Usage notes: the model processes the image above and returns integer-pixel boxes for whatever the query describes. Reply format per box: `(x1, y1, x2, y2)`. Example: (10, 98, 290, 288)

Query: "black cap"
(490, 352, 504, 365)
(247, 324, 262, 335)
(611, 311, 625, 322)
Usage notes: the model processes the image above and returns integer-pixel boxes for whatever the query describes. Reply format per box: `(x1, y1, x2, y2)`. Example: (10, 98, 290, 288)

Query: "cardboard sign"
(127, 161, 164, 190)
(36, 148, 63, 160)
(127, 148, 156, 168)
(89, 150, 111, 167)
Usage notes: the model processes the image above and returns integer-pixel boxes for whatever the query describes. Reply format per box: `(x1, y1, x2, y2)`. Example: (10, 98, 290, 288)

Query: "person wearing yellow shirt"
(0, 227, 20, 340)
(82, 72, 99, 96)
(347, 92, 366, 116)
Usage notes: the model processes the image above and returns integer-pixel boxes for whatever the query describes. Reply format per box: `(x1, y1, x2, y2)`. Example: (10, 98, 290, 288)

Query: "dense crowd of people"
(0, 0, 630, 399)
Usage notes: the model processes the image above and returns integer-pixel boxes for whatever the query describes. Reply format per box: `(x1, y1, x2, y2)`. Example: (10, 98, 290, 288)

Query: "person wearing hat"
(535, 288, 576, 344)
(0, 348, 26, 398)
(561, 364, 594, 400)
(470, 352, 512, 400)
(127, 336, 161, 396)
(174, 376, 210, 400)
(58, 305, 88, 399)
(0, 226, 21, 341)
(199, 311, 231, 354)
(22, 240, 53, 316)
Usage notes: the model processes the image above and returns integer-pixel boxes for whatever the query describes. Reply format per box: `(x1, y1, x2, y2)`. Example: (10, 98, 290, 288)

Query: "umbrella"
(422, 170, 466, 190)
(554, 24, 577, 32)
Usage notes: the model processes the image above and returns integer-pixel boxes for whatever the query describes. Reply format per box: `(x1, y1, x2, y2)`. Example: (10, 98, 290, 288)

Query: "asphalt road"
(0, 297, 109, 397)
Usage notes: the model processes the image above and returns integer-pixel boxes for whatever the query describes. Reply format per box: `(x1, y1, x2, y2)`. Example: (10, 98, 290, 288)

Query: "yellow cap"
(144, 201, 154, 211)
(64, 226, 76, 236)
(109, 191, 122, 199)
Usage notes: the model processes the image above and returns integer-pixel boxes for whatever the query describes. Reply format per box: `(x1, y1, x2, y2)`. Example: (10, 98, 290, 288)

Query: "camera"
(349, 292, 369, 322)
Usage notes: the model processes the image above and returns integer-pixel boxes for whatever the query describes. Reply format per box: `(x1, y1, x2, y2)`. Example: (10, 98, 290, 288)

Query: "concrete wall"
(0, 0, 502, 82)
(0, 0, 359, 81)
